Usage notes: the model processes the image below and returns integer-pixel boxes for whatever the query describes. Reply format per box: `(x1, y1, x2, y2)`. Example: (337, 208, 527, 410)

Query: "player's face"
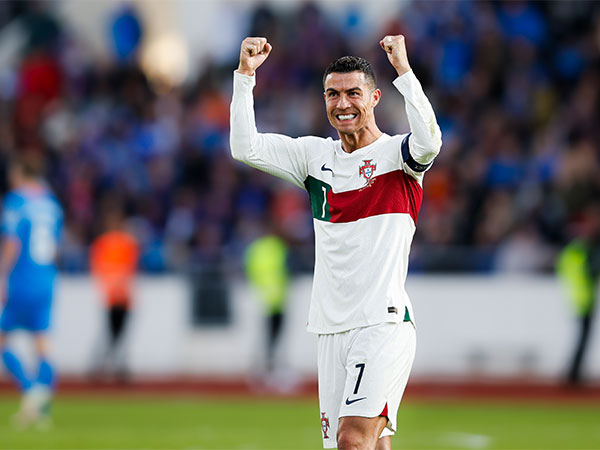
(324, 71, 380, 135)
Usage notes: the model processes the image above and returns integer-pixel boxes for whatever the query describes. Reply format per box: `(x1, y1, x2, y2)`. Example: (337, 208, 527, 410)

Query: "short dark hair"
(323, 56, 377, 89)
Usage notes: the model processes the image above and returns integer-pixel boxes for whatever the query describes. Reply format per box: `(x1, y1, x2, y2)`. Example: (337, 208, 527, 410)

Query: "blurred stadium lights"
(141, 32, 188, 89)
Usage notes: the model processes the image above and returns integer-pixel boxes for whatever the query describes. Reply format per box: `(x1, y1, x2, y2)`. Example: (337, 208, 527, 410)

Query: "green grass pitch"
(0, 394, 599, 449)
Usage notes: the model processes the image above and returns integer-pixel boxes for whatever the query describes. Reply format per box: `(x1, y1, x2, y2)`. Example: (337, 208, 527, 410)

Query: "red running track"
(1, 376, 599, 403)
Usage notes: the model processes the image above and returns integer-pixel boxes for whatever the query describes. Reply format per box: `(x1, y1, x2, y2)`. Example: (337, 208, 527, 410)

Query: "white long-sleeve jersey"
(230, 70, 442, 334)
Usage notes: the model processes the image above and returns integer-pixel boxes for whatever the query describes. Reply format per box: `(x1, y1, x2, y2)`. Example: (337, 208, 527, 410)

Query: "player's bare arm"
(237, 37, 272, 76)
(379, 35, 411, 77)
(0, 238, 19, 305)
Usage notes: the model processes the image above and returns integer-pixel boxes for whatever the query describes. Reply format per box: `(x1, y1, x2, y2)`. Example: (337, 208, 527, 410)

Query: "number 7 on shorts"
(353, 363, 365, 394)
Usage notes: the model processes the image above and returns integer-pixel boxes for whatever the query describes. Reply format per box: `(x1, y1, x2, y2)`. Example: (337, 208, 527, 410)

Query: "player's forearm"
(393, 71, 442, 164)
(230, 71, 260, 164)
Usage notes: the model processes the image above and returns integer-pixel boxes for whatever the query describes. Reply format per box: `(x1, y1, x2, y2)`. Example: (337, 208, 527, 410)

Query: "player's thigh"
(339, 322, 416, 431)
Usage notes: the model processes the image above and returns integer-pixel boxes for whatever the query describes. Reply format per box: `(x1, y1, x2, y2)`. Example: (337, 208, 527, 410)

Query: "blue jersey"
(1, 186, 63, 302)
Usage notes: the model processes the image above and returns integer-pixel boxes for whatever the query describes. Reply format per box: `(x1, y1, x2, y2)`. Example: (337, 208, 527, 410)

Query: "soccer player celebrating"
(0, 156, 63, 429)
(230, 35, 441, 450)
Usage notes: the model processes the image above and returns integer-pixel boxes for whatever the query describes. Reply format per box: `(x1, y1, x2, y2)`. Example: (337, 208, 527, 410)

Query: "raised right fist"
(237, 37, 272, 76)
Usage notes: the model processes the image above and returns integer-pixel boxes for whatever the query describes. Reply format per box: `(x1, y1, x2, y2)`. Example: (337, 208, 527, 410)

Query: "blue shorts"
(0, 293, 52, 333)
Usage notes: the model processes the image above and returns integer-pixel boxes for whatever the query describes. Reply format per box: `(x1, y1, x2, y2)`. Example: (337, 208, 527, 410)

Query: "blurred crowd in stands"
(0, 1, 599, 274)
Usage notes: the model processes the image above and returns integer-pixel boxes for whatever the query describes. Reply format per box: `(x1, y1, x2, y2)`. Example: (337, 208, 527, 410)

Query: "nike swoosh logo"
(321, 164, 334, 175)
(345, 397, 367, 405)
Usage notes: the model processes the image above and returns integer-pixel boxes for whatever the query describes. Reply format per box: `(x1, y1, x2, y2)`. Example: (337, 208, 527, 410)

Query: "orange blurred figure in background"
(89, 208, 139, 381)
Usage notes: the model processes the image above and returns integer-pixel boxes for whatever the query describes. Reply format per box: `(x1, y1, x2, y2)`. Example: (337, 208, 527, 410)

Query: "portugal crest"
(321, 412, 330, 439)
(359, 159, 377, 187)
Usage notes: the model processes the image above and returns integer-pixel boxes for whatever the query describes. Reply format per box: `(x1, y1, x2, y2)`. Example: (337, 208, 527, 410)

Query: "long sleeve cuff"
(233, 70, 256, 92)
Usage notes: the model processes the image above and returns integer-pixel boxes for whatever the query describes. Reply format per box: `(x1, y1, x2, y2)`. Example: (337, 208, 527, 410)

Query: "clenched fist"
(237, 37, 272, 76)
(380, 35, 411, 76)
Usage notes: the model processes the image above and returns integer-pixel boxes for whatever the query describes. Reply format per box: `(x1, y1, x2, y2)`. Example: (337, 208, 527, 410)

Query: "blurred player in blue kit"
(0, 156, 63, 428)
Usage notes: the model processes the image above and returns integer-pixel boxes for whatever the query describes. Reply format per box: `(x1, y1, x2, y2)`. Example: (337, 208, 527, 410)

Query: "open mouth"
(336, 114, 357, 121)
(335, 114, 356, 122)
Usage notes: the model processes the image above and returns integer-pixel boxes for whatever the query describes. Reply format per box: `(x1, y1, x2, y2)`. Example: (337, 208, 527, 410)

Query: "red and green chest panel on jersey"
(304, 169, 423, 224)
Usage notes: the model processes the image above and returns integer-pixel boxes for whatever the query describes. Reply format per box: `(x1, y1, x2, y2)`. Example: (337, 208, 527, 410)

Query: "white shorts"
(317, 321, 416, 449)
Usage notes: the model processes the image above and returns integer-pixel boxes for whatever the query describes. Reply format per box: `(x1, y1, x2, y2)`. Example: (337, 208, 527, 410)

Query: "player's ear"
(371, 89, 381, 107)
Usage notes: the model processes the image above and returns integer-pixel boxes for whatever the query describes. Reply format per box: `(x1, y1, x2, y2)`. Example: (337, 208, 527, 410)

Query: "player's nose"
(336, 94, 351, 109)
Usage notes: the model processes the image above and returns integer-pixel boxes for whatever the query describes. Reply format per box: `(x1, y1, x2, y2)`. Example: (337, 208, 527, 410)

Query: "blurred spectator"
(244, 233, 289, 376)
(89, 205, 139, 382)
(556, 202, 600, 386)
